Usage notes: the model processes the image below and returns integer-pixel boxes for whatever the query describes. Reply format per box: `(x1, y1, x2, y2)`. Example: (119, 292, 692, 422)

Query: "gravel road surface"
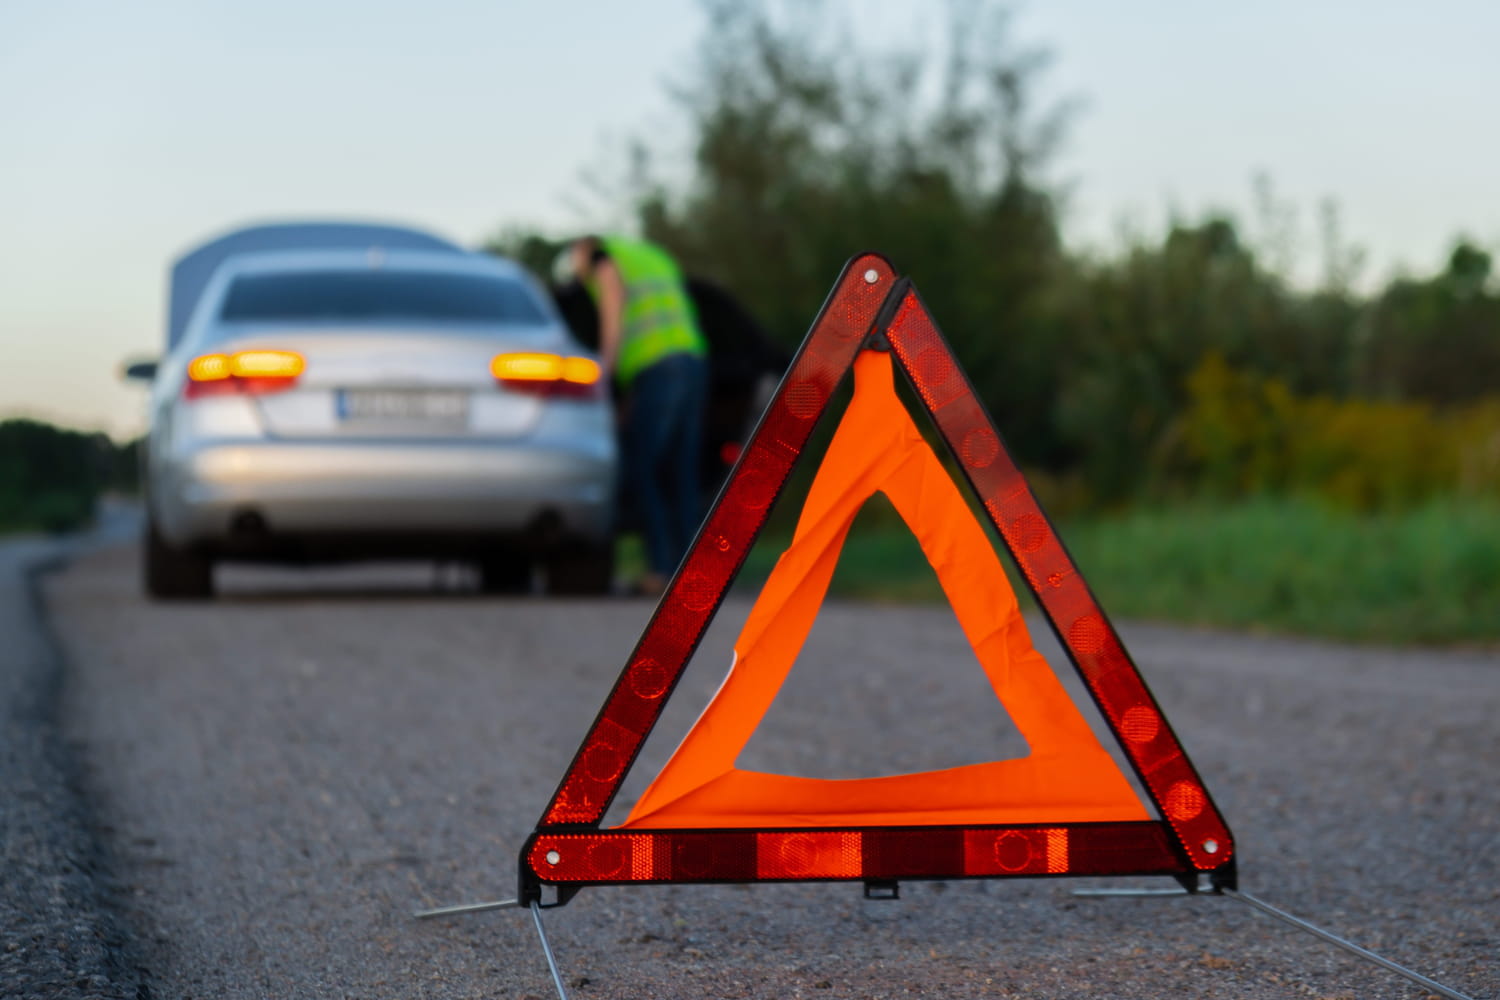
(1, 536, 144, 1000)
(1, 509, 148, 1000)
(42, 543, 1499, 999)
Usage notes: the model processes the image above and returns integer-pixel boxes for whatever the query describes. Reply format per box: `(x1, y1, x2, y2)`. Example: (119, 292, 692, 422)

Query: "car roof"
(168, 220, 470, 349)
(218, 247, 530, 280)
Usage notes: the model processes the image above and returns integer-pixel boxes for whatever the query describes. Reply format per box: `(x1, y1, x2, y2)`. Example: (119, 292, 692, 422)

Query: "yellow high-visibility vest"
(587, 237, 707, 385)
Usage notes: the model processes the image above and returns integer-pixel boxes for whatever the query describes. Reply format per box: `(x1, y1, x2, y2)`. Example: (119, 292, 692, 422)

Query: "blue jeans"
(623, 353, 708, 578)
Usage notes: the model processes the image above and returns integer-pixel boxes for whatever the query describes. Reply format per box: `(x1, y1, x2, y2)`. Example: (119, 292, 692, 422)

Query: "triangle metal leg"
(409, 895, 570, 998)
(531, 900, 571, 1000)
(412, 897, 518, 919)
(1071, 882, 1475, 999)
(1222, 889, 1474, 1000)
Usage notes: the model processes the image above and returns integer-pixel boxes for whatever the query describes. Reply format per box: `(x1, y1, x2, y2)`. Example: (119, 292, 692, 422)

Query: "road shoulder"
(0, 530, 148, 1000)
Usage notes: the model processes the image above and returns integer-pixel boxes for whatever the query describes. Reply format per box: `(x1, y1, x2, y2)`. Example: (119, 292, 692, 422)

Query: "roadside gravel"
(0, 535, 145, 1000)
(45, 544, 1500, 1000)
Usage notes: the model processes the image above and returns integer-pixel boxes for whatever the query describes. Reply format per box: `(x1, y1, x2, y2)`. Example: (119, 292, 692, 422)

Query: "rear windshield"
(219, 270, 550, 324)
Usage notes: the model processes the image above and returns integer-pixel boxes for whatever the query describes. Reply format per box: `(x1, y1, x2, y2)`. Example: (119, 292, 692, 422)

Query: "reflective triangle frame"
(519, 254, 1235, 905)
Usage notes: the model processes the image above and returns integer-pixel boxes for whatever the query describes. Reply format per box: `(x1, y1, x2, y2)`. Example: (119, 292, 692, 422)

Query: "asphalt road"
(42, 543, 1500, 999)
(1, 507, 148, 1000)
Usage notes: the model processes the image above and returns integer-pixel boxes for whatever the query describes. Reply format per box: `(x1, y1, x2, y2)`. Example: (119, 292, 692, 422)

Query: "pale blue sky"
(3, 0, 1496, 439)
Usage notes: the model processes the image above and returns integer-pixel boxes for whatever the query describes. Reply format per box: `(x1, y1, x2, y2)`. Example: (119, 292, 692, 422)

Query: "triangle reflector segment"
(520, 256, 1234, 904)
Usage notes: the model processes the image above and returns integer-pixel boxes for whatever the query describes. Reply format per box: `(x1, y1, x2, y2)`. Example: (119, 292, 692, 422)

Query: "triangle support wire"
(1222, 889, 1475, 1000)
(530, 901, 571, 1000)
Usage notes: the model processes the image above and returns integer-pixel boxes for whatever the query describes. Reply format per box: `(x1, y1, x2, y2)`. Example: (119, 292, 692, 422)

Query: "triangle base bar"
(524, 821, 1216, 888)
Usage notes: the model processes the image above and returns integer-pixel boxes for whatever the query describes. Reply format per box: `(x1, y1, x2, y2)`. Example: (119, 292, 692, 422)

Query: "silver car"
(129, 223, 617, 598)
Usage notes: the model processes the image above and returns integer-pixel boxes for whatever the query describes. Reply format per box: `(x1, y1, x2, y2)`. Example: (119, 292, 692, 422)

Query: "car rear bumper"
(154, 437, 615, 550)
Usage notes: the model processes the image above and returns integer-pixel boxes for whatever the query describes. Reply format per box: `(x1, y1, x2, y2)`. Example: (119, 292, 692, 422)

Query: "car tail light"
(185, 350, 304, 398)
(491, 352, 603, 399)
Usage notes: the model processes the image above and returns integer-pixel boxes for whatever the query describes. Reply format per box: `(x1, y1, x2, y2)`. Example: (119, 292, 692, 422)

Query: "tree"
(630, 0, 1075, 466)
(1358, 241, 1500, 404)
(1050, 217, 1356, 501)
(481, 0, 1496, 509)
(0, 419, 112, 533)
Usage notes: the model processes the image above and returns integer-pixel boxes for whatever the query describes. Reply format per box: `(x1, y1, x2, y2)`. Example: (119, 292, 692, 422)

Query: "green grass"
(627, 498, 1500, 646)
(1066, 498, 1500, 645)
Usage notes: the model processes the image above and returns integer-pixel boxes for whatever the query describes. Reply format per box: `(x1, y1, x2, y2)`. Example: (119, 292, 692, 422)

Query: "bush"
(0, 419, 113, 534)
(1171, 354, 1500, 510)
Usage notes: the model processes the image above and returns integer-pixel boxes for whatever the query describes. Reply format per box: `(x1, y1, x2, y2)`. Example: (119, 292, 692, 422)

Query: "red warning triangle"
(520, 255, 1234, 903)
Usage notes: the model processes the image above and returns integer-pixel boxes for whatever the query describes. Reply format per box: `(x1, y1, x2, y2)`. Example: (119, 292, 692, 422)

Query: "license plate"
(338, 389, 469, 424)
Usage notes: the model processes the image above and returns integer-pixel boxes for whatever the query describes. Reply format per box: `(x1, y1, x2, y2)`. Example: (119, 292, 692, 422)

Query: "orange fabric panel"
(620, 351, 1147, 829)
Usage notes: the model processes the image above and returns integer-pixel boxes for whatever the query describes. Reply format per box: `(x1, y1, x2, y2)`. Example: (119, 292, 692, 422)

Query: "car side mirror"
(122, 359, 158, 382)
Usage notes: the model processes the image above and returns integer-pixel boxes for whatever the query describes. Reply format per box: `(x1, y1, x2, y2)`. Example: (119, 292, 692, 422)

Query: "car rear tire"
(545, 541, 615, 596)
(144, 520, 214, 599)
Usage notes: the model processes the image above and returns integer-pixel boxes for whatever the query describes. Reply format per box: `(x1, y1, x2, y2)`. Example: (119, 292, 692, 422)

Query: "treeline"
(498, 1, 1499, 513)
(1047, 227, 1500, 509)
(0, 419, 138, 533)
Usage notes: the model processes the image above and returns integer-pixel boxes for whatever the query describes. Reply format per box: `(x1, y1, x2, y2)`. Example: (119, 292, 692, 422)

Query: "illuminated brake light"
(229, 350, 304, 378)
(188, 354, 232, 381)
(561, 356, 602, 384)
(492, 353, 562, 380)
(185, 350, 303, 398)
(491, 352, 602, 398)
